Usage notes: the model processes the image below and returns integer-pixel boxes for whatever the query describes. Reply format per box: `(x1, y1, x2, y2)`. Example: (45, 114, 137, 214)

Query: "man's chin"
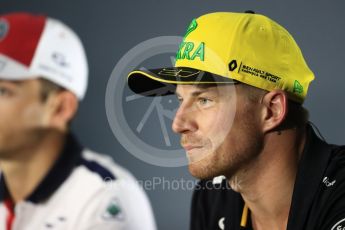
(187, 154, 239, 181)
(188, 158, 219, 180)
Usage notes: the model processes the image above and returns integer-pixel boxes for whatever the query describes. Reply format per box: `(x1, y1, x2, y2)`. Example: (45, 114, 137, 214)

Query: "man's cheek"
(21, 104, 45, 127)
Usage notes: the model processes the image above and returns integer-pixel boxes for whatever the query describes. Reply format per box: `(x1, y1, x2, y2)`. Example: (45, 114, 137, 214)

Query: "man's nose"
(172, 104, 198, 134)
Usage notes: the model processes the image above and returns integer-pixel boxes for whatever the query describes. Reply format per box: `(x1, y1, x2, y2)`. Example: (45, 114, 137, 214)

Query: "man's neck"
(229, 126, 307, 230)
(0, 131, 66, 203)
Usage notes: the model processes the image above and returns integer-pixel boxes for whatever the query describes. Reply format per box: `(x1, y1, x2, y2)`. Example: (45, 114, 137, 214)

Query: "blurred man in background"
(0, 12, 156, 230)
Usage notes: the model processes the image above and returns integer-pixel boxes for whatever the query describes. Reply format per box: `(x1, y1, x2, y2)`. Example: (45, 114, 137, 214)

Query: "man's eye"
(0, 87, 13, 97)
(197, 97, 213, 107)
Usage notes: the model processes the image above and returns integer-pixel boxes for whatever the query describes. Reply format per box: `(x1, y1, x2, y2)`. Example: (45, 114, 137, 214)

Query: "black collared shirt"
(190, 125, 345, 230)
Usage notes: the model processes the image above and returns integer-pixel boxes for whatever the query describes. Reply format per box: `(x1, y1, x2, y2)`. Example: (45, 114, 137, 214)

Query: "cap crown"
(175, 12, 314, 103)
(0, 12, 88, 100)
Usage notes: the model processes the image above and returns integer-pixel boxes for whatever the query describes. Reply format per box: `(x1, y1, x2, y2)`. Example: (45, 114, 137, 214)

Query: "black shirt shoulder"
(311, 144, 345, 230)
(190, 177, 246, 230)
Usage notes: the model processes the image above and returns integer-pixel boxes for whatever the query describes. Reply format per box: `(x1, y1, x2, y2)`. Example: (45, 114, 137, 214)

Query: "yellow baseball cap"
(128, 11, 315, 103)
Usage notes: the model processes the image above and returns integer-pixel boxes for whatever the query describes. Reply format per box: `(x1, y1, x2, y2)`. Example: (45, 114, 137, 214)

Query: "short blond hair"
(237, 83, 309, 127)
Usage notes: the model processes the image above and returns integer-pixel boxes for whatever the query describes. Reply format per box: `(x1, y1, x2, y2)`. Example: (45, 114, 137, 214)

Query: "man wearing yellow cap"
(128, 11, 345, 230)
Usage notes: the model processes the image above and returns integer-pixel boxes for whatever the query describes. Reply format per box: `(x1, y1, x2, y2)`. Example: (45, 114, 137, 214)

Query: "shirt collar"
(0, 133, 83, 203)
(287, 123, 333, 229)
(238, 124, 332, 230)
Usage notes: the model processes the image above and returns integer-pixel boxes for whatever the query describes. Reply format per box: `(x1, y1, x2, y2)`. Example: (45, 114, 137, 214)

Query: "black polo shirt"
(190, 125, 345, 230)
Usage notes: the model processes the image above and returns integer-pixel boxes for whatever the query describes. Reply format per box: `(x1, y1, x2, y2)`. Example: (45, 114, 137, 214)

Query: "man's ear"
(46, 91, 78, 130)
(260, 90, 288, 133)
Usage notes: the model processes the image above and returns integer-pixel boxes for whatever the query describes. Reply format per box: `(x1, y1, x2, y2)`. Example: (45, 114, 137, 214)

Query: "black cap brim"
(127, 67, 238, 96)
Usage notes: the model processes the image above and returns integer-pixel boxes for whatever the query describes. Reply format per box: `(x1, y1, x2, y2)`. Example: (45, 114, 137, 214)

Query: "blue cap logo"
(0, 19, 9, 41)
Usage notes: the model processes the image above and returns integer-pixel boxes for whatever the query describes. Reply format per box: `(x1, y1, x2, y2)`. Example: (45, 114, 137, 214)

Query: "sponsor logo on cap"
(184, 19, 198, 39)
(293, 80, 303, 94)
(176, 18, 204, 62)
(237, 62, 281, 84)
(158, 68, 199, 78)
(229, 60, 238, 71)
(176, 19, 205, 61)
(52, 52, 69, 68)
(0, 19, 9, 41)
(176, 42, 205, 61)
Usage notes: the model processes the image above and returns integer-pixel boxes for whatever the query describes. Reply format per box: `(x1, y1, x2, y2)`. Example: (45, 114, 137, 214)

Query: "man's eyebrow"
(0, 80, 24, 86)
(191, 89, 209, 97)
(175, 88, 215, 98)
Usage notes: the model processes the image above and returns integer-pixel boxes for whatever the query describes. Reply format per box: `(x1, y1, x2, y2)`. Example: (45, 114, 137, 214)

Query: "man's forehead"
(175, 84, 235, 96)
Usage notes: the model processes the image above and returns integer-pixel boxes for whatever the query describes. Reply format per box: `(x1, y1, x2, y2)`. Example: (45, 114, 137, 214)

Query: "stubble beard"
(187, 113, 263, 183)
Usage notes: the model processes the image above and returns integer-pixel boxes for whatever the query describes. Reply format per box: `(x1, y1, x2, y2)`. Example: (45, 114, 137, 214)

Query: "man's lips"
(182, 145, 203, 151)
